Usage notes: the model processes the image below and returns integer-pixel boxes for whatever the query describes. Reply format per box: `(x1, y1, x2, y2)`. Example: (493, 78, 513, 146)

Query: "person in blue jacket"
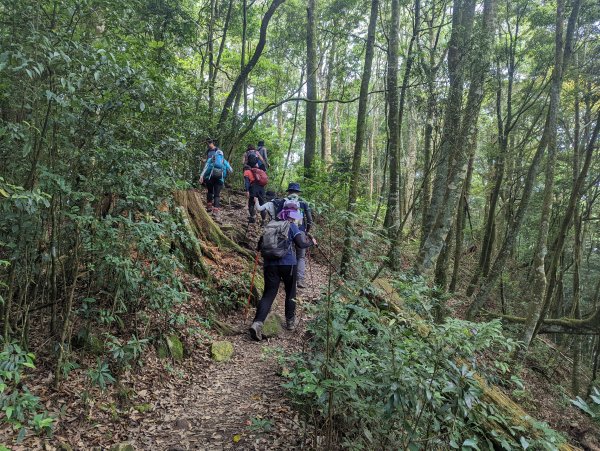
(249, 207, 315, 341)
(199, 149, 233, 219)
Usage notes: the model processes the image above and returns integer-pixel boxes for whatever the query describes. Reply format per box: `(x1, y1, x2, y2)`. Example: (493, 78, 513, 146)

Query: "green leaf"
(519, 437, 529, 450)
(462, 438, 479, 449)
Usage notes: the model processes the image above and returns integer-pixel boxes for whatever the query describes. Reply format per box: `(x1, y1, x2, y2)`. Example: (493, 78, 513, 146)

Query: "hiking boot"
(297, 278, 307, 289)
(286, 316, 298, 331)
(206, 202, 213, 212)
(248, 216, 256, 224)
(249, 321, 263, 341)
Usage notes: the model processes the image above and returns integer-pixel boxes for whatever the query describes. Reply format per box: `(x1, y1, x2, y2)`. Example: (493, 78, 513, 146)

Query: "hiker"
(199, 149, 233, 219)
(205, 139, 219, 160)
(243, 164, 268, 224)
(253, 190, 278, 219)
(257, 140, 269, 169)
(283, 183, 313, 289)
(249, 207, 316, 341)
(242, 144, 267, 171)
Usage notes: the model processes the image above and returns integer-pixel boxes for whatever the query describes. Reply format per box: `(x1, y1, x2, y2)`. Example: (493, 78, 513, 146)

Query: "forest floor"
(7, 190, 327, 450)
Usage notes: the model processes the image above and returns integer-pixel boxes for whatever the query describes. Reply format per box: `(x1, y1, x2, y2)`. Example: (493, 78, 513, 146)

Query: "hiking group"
(198, 139, 316, 341)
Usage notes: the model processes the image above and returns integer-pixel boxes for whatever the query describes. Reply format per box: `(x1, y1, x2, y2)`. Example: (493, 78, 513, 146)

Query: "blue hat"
(286, 182, 301, 193)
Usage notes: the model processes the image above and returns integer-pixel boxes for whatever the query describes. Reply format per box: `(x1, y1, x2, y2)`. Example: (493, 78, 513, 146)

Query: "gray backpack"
(261, 220, 292, 260)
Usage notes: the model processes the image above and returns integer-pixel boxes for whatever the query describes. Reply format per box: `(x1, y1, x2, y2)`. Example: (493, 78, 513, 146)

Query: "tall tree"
(340, 0, 380, 274)
(417, 0, 497, 273)
(383, 0, 401, 237)
(304, 0, 318, 175)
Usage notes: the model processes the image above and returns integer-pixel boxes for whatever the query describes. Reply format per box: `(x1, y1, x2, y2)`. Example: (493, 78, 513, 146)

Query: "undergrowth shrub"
(285, 274, 566, 450)
(0, 343, 53, 442)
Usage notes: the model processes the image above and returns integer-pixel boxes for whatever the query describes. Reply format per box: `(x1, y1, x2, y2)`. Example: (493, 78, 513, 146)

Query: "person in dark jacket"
(257, 140, 269, 169)
(284, 183, 313, 288)
(243, 165, 267, 224)
(242, 144, 267, 171)
(249, 207, 315, 341)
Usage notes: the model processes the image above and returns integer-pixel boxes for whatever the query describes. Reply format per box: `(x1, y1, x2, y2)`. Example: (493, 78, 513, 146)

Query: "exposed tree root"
(171, 189, 262, 303)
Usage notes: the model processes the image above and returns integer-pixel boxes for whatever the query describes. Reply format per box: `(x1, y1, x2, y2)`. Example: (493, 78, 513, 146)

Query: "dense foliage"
(285, 275, 566, 450)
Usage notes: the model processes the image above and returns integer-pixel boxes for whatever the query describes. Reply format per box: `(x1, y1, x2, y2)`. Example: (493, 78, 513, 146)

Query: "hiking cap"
(286, 182, 301, 193)
(258, 140, 265, 146)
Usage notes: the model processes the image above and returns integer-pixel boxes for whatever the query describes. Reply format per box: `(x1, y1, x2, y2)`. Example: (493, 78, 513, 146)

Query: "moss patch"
(211, 341, 234, 362)
(263, 313, 283, 337)
(166, 334, 184, 361)
(133, 403, 153, 413)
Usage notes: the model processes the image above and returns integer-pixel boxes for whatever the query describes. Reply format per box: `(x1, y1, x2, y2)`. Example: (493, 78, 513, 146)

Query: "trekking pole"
(244, 251, 260, 322)
(307, 247, 315, 289)
(313, 243, 342, 277)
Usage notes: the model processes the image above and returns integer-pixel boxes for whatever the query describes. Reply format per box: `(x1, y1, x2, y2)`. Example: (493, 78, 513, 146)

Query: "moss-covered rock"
(263, 313, 283, 337)
(166, 334, 184, 361)
(211, 340, 234, 362)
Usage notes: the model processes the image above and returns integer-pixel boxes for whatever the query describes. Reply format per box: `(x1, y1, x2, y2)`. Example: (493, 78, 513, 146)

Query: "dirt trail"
(122, 191, 327, 450)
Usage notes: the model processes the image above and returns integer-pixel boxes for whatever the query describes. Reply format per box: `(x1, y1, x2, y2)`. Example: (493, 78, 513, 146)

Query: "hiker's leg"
(206, 182, 214, 204)
(213, 182, 223, 208)
(253, 266, 281, 323)
(281, 265, 296, 321)
(248, 191, 256, 217)
(296, 246, 306, 282)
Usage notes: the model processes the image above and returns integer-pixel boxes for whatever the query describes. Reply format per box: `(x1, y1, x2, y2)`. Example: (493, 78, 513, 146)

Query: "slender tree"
(340, 0, 380, 274)
(305, 0, 318, 175)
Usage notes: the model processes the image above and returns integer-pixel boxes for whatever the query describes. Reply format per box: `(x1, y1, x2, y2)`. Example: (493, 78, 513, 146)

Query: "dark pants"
(253, 265, 297, 323)
(248, 184, 266, 219)
(206, 180, 223, 207)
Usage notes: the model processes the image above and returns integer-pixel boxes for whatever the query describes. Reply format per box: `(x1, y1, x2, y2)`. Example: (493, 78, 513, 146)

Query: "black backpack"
(246, 150, 260, 168)
(260, 220, 292, 260)
(270, 198, 286, 218)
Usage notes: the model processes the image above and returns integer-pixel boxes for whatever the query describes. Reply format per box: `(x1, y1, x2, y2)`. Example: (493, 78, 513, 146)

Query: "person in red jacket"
(243, 165, 267, 224)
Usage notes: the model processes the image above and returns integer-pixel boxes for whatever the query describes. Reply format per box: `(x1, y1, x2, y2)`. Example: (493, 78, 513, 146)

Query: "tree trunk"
(403, 105, 417, 232)
(207, 0, 216, 119)
(320, 36, 336, 166)
(450, 155, 475, 292)
(241, 0, 248, 117)
(417, 0, 496, 274)
(339, 0, 379, 275)
(304, 0, 318, 176)
(384, 0, 420, 240)
(382, 0, 401, 236)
